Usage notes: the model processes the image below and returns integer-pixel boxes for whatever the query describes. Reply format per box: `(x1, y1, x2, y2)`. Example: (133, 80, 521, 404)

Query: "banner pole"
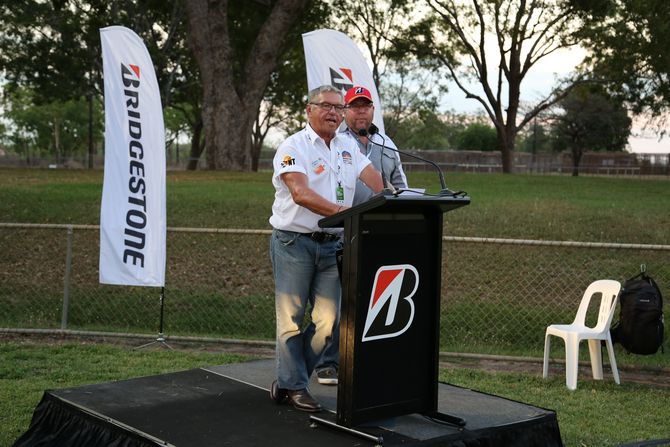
(158, 286, 166, 339)
(136, 287, 172, 350)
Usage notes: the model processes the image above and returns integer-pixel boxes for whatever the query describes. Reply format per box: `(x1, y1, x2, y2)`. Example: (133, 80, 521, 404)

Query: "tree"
(455, 123, 498, 151)
(165, 53, 205, 171)
(1, 1, 105, 166)
(380, 59, 448, 140)
(516, 118, 553, 153)
(573, 0, 670, 122)
(404, 0, 585, 173)
(0, 1, 198, 168)
(333, 0, 449, 139)
(1, 85, 103, 164)
(183, 0, 309, 171)
(551, 85, 631, 176)
(251, 2, 331, 171)
(332, 0, 413, 89)
(388, 110, 454, 149)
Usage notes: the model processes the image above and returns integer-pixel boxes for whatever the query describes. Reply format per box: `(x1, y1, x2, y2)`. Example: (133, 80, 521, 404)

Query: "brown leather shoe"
(286, 388, 322, 412)
(270, 380, 287, 404)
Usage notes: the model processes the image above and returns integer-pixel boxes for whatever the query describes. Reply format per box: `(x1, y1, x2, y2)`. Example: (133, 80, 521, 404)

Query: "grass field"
(1, 168, 669, 446)
(1, 339, 668, 447)
(1, 168, 669, 243)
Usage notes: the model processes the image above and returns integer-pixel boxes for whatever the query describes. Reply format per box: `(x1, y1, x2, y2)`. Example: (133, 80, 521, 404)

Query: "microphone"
(357, 127, 395, 194)
(367, 124, 456, 197)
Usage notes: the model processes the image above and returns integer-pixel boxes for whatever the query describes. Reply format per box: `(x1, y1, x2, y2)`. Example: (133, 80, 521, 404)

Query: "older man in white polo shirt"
(269, 85, 383, 412)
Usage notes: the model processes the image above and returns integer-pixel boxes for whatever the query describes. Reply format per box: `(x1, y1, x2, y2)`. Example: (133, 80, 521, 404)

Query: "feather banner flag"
(302, 29, 385, 133)
(99, 26, 166, 287)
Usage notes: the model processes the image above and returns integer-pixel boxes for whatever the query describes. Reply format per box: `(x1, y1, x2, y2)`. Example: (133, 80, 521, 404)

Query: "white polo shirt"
(269, 124, 371, 233)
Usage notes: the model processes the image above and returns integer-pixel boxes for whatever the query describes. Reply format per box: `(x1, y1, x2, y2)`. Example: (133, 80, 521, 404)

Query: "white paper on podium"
(400, 188, 425, 196)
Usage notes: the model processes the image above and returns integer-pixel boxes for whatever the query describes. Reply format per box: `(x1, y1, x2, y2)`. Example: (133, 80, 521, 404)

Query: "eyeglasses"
(309, 102, 345, 112)
(347, 103, 374, 110)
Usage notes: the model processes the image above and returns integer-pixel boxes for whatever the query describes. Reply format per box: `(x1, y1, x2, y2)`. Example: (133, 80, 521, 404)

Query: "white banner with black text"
(99, 26, 166, 287)
(302, 28, 385, 133)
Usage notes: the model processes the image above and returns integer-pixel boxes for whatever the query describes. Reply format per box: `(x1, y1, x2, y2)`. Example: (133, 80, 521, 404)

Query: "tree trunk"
(87, 92, 94, 169)
(251, 140, 262, 172)
(202, 95, 250, 170)
(500, 145, 514, 173)
(250, 122, 263, 172)
(571, 147, 582, 176)
(251, 108, 271, 172)
(186, 118, 204, 171)
(497, 125, 517, 174)
(53, 119, 61, 165)
(184, 0, 308, 171)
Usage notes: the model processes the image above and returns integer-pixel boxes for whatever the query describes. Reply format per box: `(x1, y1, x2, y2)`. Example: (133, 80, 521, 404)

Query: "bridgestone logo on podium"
(362, 265, 418, 342)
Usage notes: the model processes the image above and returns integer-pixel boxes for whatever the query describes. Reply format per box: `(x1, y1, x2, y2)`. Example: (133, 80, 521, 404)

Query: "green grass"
(0, 340, 250, 446)
(1, 340, 668, 447)
(1, 168, 669, 243)
(440, 367, 670, 447)
(1, 169, 670, 446)
(1, 168, 669, 353)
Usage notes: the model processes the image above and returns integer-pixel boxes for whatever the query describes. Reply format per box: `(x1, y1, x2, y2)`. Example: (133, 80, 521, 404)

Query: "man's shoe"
(286, 388, 322, 412)
(270, 380, 287, 404)
(316, 367, 338, 385)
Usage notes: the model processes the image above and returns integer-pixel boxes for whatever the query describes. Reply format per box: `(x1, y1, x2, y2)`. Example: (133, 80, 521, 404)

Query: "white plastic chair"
(542, 279, 622, 390)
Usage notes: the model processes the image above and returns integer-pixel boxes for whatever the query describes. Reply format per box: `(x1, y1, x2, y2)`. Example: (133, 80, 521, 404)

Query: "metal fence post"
(61, 225, 73, 330)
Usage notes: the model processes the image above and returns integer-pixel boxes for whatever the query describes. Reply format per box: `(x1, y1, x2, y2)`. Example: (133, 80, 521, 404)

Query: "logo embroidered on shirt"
(341, 151, 353, 165)
(280, 155, 296, 168)
(311, 159, 325, 174)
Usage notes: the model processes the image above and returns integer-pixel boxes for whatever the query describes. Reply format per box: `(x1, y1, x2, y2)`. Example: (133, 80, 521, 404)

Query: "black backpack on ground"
(610, 271, 664, 355)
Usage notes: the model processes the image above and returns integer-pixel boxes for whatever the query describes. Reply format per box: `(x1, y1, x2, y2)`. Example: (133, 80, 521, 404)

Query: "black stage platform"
(14, 358, 562, 446)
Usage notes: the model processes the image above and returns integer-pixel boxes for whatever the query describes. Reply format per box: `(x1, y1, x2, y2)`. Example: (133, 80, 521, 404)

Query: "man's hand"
(359, 164, 384, 193)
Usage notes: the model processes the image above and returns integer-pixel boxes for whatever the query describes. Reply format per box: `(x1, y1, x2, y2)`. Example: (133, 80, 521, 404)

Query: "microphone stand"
(365, 124, 457, 197)
(357, 127, 395, 195)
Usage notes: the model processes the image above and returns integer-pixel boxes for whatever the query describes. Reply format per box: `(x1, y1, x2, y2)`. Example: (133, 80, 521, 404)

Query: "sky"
(1, 36, 667, 155)
(440, 46, 670, 155)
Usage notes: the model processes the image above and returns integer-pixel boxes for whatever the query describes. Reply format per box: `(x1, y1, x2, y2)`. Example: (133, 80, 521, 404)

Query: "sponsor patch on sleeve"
(280, 154, 296, 168)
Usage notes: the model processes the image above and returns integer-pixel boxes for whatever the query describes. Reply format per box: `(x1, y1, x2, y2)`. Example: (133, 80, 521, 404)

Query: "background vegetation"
(2, 0, 667, 172)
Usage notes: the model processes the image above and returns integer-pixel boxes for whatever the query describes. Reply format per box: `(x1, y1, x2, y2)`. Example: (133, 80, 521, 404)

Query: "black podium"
(318, 192, 470, 428)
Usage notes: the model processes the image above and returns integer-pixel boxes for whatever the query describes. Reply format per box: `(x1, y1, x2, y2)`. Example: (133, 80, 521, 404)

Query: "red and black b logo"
(362, 264, 418, 342)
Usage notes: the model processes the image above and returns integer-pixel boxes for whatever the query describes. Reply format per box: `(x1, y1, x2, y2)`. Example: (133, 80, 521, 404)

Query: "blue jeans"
(316, 247, 344, 373)
(270, 229, 341, 390)
(316, 325, 339, 372)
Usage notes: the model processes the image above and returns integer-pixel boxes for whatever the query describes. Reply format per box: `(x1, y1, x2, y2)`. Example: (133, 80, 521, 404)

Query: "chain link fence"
(1, 223, 668, 356)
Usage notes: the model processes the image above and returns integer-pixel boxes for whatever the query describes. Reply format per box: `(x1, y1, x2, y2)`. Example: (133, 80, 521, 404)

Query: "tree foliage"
(332, 0, 413, 89)
(516, 120, 553, 153)
(331, 0, 449, 138)
(402, 0, 585, 172)
(388, 110, 453, 149)
(0, 0, 200, 167)
(573, 0, 670, 121)
(1, 85, 103, 164)
(455, 123, 498, 152)
(551, 84, 631, 176)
